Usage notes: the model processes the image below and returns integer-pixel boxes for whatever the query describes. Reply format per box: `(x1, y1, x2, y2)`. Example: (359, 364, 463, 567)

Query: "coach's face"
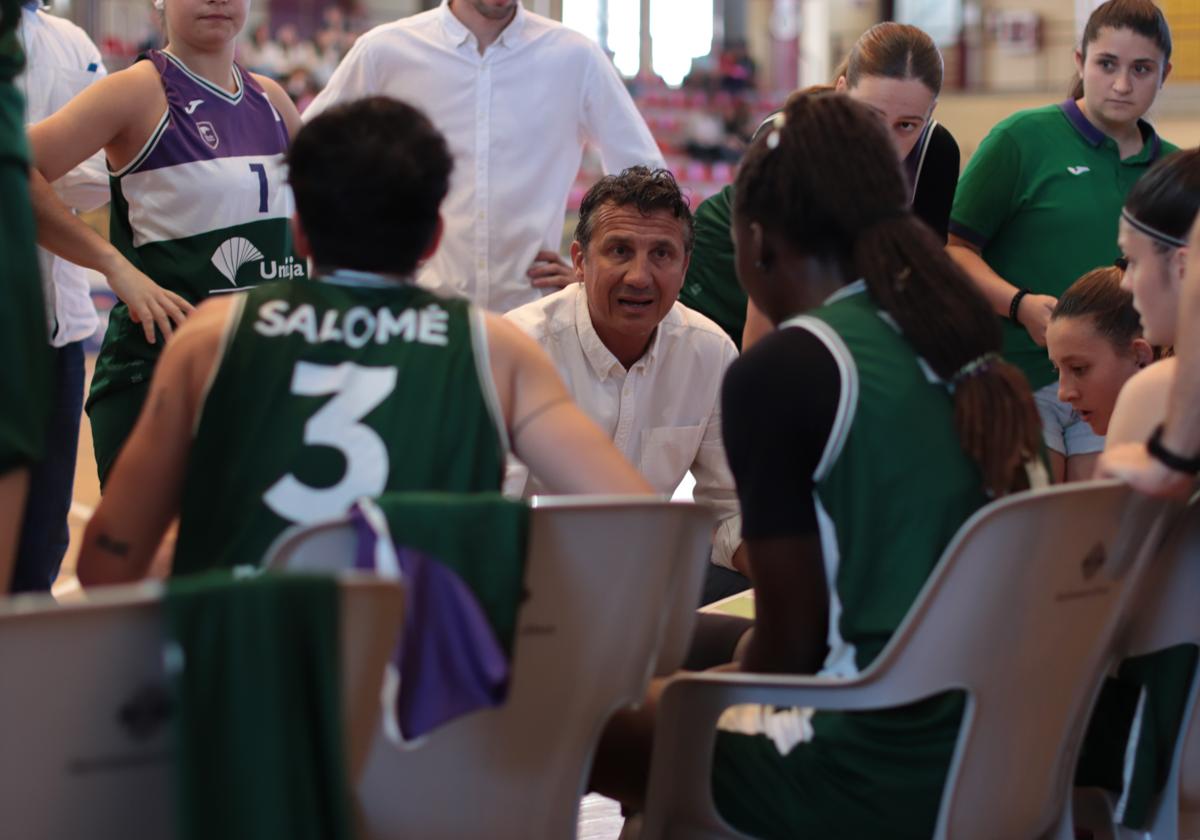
(572, 202, 690, 368)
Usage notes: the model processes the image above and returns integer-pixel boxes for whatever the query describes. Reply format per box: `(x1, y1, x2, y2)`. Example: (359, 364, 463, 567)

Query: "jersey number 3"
(263, 361, 397, 523)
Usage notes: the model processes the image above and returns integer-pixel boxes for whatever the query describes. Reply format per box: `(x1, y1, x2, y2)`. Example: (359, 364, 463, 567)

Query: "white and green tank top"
(174, 274, 508, 574)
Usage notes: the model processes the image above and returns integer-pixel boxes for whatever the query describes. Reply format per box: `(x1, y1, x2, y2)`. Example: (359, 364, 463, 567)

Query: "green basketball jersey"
(799, 284, 988, 675)
(0, 7, 51, 472)
(174, 275, 508, 575)
(777, 282, 987, 832)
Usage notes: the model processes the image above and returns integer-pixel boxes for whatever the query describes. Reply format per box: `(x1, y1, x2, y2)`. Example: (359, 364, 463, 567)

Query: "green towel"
(164, 572, 351, 840)
(366, 492, 529, 655)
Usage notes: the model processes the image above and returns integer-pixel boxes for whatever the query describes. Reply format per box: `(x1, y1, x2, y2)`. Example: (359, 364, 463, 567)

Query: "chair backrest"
(271, 496, 712, 840)
(0, 576, 402, 840)
(530, 495, 714, 677)
(858, 480, 1168, 840)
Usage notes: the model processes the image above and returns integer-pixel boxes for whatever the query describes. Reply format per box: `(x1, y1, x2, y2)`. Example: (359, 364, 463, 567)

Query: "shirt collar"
(1059, 99, 1106, 147)
(573, 284, 662, 381)
(316, 267, 415, 288)
(438, 0, 528, 50)
(1059, 98, 1163, 161)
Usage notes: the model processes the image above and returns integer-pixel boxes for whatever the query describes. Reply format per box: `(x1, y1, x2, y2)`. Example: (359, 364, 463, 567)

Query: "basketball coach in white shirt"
(506, 167, 748, 599)
(305, 0, 665, 313)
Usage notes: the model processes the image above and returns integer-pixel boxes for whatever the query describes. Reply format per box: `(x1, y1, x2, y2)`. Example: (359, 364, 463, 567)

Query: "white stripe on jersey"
(121, 153, 293, 247)
(777, 313, 859, 483)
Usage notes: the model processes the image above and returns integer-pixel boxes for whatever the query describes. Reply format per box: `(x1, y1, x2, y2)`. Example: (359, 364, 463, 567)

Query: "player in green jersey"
(0, 0, 52, 590)
(76, 97, 651, 584)
(592, 94, 1042, 838)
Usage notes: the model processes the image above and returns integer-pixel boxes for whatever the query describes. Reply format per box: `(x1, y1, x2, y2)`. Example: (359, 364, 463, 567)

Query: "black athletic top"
(721, 327, 840, 538)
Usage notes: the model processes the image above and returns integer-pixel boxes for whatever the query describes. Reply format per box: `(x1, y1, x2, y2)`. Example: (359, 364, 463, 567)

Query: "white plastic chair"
(637, 480, 1170, 840)
(1107, 495, 1200, 840)
(268, 495, 713, 840)
(0, 575, 402, 840)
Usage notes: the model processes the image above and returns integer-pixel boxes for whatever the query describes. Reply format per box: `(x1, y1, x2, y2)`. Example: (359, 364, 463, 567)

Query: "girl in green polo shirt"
(948, 0, 1176, 483)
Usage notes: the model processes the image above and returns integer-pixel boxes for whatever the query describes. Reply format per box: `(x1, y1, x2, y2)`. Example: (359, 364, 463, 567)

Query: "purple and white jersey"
(92, 49, 300, 415)
(108, 50, 294, 270)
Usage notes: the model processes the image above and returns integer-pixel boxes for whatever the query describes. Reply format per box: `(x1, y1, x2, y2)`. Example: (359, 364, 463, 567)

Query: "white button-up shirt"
(17, 6, 108, 346)
(505, 284, 742, 568)
(305, 1, 665, 313)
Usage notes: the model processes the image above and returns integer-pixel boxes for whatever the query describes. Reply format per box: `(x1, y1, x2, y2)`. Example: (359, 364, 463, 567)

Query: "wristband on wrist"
(1009, 288, 1031, 324)
(1147, 423, 1200, 476)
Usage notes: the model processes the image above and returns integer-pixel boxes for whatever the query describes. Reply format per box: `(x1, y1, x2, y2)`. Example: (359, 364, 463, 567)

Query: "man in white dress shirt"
(304, 0, 665, 313)
(506, 167, 748, 596)
(12, 1, 107, 592)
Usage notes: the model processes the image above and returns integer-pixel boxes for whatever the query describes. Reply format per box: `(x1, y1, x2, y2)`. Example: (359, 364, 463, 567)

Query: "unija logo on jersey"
(259, 255, 304, 280)
(196, 121, 219, 150)
(211, 237, 305, 286)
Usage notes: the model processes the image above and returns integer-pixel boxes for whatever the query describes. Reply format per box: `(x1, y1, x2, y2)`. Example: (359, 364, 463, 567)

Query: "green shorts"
(712, 704, 957, 840)
(87, 381, 150, 488)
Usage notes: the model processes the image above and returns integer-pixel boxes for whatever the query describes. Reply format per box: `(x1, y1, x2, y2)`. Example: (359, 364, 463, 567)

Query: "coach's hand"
(104, 257, 195, 345)
(1016, 293, 1057, 348)
(527, 250, 574, 290)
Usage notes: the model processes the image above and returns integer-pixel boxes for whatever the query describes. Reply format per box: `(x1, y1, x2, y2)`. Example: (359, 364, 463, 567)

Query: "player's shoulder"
(66, 58, 161, 113)
(110, 55, 164, 90)
(1124, 355, 1177, 399)
(1108, 356, 1175, 446)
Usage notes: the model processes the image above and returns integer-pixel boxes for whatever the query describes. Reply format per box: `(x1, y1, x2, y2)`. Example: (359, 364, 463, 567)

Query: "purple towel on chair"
(350, 499, 518, 741)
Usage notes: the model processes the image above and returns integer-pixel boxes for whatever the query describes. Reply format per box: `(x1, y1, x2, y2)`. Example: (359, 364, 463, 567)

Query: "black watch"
(1009, 288, 1030, 324)
(1147, 424, 1200, 475)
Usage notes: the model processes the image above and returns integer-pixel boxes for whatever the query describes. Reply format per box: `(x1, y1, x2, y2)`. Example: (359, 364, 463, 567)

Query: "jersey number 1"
(263, 361, 397, 524)
(249, 163, 268, 212)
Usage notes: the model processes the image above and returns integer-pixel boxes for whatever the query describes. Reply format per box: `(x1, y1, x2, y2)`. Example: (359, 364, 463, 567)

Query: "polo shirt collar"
(1058, 98, 1165, 162)
(1059, 99, 1106, 147)
(438, 0, 528, 50)
(574, 284, 663, 380)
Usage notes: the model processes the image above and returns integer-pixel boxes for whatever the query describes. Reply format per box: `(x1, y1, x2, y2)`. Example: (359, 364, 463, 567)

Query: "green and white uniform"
(174, 273, 507, 575)
(88, 49, 299, 485)
(716, 281, 986, 838)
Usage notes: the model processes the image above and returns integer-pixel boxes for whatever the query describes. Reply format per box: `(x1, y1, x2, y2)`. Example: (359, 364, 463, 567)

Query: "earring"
(754, 259, 767, 271)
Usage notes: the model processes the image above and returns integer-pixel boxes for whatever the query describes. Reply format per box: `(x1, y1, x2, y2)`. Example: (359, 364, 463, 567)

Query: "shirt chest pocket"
(639, 424, 705, 493)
